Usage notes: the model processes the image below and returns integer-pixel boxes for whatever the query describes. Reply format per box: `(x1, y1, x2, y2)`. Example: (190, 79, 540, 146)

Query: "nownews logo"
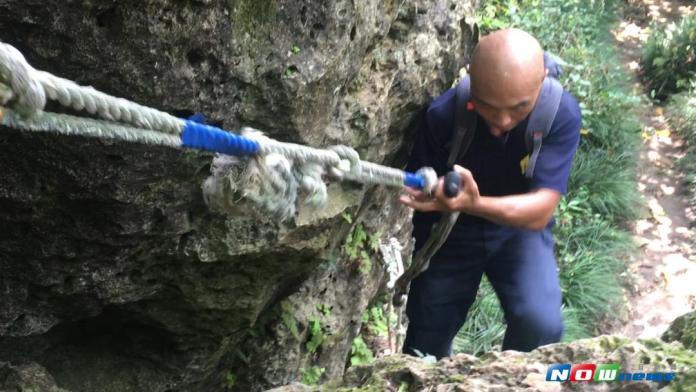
(546, 363, 676, 382)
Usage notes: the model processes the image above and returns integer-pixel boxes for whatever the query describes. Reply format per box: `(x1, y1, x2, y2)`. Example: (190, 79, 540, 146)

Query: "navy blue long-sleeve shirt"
(407, 85, 582, 244)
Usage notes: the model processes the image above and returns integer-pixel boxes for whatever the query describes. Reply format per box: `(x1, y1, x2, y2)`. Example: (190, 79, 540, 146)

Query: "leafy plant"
(453, 278, 506, 355)
(316, 303, 332, 317)
(362, 305, 389, 336)
(350, 335, 374, 365)
(306, 316, 326, 354)
(300, 366, 325, 386)
(343, 223, 380, 274)
(225, 372, 237, 390)
(666, 83, 696, 224)
(280, 301, 301, 341)
(641, 16, 696, 99)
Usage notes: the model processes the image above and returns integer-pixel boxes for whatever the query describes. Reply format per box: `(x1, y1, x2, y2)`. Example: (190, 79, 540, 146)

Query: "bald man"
(400, 28, 581, 357)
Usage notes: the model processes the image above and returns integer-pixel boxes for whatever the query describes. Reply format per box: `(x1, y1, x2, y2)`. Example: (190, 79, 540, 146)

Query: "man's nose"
(489, 112, 513, 133)
(495, 112, 513, 129)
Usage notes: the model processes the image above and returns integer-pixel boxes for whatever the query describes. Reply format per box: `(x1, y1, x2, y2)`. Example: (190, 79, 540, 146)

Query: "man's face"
(471, 75, 545, 138)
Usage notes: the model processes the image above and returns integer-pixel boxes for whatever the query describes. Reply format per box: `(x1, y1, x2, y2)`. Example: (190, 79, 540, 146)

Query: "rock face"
(0, 1, 477, 391)
(0, 361, 68, 392)
(662, 311, 696, 351)
(270, 335, 696, 392)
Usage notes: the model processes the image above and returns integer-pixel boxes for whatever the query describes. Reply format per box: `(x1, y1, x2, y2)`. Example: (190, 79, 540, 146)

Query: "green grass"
(453, 278, 506, 355)
(453, 0, 641, 354)
(641, 15, 696, 99)
(666, 84, 696, 213)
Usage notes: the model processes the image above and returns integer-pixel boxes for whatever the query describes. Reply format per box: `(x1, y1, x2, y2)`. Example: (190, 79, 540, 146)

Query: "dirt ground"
(610, 0, 696, 338)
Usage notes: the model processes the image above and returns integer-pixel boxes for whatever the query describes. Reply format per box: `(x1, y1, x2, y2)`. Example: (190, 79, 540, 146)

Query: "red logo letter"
(570, 364, 596, 382)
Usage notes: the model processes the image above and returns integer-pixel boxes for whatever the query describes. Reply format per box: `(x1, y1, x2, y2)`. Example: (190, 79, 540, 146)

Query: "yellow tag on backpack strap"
(520, 155, 530, 175)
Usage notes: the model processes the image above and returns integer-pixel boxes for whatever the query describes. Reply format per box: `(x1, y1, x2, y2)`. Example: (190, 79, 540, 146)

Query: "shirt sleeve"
(529, 92, 582, 194)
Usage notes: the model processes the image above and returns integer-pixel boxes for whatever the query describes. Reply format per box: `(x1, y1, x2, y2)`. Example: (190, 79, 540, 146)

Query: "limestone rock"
(662, 311, 696, 351)
(0, 361, 68, 392)
(270, 335, 696, 391)
(0, 0, 477, 391)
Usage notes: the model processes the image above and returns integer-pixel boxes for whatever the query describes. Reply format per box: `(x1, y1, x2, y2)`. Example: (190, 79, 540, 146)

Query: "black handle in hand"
(444, 171, 461, 198)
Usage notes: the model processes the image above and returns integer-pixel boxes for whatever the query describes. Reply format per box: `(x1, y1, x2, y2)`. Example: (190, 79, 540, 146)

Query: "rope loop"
(327, 144, 362, 179)
(0, 42, 46, 114)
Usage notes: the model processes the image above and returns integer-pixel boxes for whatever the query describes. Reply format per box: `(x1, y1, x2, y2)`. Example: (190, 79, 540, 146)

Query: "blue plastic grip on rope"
(403, 172, 425, 189)
(181, 121, 260, 156)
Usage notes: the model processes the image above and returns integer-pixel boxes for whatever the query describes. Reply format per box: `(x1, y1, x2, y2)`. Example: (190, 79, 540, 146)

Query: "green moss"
(641, 339, 696, 367)
(597, 335, 632, 352)
(662, 312, 696, 351)
(447, 374, 467, 383)
(230, 0, 275, 34)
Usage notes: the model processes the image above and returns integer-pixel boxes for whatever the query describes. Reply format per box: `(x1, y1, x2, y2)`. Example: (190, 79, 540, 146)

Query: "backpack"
(393, 52, 565, 306)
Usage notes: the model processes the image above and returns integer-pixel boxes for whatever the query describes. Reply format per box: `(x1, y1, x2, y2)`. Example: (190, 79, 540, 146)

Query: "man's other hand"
(399, 165, 480, 213)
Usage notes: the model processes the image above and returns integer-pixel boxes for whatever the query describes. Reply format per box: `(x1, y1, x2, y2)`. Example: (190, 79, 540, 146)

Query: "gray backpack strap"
(525, 77, 563, 179)
(448, 76, 477, 167)
(393, 76, 477, 307)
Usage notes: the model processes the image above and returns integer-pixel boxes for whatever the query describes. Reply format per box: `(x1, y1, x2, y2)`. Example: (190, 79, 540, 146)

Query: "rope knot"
(0, 42, 46, 114)
(327, 145, 362, 179)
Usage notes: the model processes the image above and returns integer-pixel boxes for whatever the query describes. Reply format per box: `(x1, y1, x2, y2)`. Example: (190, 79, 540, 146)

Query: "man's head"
(469, 28, 546, 138)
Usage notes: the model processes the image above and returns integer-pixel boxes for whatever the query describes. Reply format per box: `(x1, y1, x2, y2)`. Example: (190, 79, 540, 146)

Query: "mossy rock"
(662, 311, 696, 351)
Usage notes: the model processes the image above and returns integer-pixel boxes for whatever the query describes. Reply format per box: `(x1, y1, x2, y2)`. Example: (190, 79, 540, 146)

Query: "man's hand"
(399, 164, 562, 230)
(399, 165, 480, 213)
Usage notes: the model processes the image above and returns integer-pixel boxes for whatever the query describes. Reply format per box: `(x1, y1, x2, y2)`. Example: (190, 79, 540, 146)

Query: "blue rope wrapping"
(403, 173, 425, 189)
(181, 120, 260, 156)
(179, 119, 428, 190)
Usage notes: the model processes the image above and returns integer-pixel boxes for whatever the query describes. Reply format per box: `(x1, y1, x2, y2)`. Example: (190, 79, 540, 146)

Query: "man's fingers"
(402, 186, 432, 202)
(453, 165, 475, 187)
(403, 186, 425, 197)
(399, 194, 439, 212)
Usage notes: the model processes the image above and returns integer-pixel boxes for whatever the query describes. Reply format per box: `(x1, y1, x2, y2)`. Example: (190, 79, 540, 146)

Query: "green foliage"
(284, 66, 298, 78)
(667, 84, 696, 216)
(398, 382, 410, 392)
(455, 0, 640, 354)
(343, 223, 380, 275)
(316, 303, 332, 317)
(300, 366, 325, 386)
(341, 212, 353, 223)
(350, 335, 374, 365)
(225, 372, 237, 390)
(280, 301, 300, 341)
(561, 307, 589, 342)
(362, 305, 389, 336)
(642, 16, 696, 99)
(306, 316, 326, 354)
(555, 201, 632, 329)
(453, 278, 506, 355)
(477, 0, 522, 32)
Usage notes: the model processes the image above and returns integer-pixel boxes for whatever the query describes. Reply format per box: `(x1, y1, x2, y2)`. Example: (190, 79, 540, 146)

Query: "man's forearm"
(466, 190, 559, 230)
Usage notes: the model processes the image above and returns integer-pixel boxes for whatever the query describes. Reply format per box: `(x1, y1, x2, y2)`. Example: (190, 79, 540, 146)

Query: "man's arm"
(400, 165, 561, 231)
(468, 189, 560, 230)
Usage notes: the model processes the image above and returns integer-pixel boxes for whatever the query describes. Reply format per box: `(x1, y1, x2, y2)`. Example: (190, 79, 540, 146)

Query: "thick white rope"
(0, 105, 181, 148)
(0, 42, 182, 134)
